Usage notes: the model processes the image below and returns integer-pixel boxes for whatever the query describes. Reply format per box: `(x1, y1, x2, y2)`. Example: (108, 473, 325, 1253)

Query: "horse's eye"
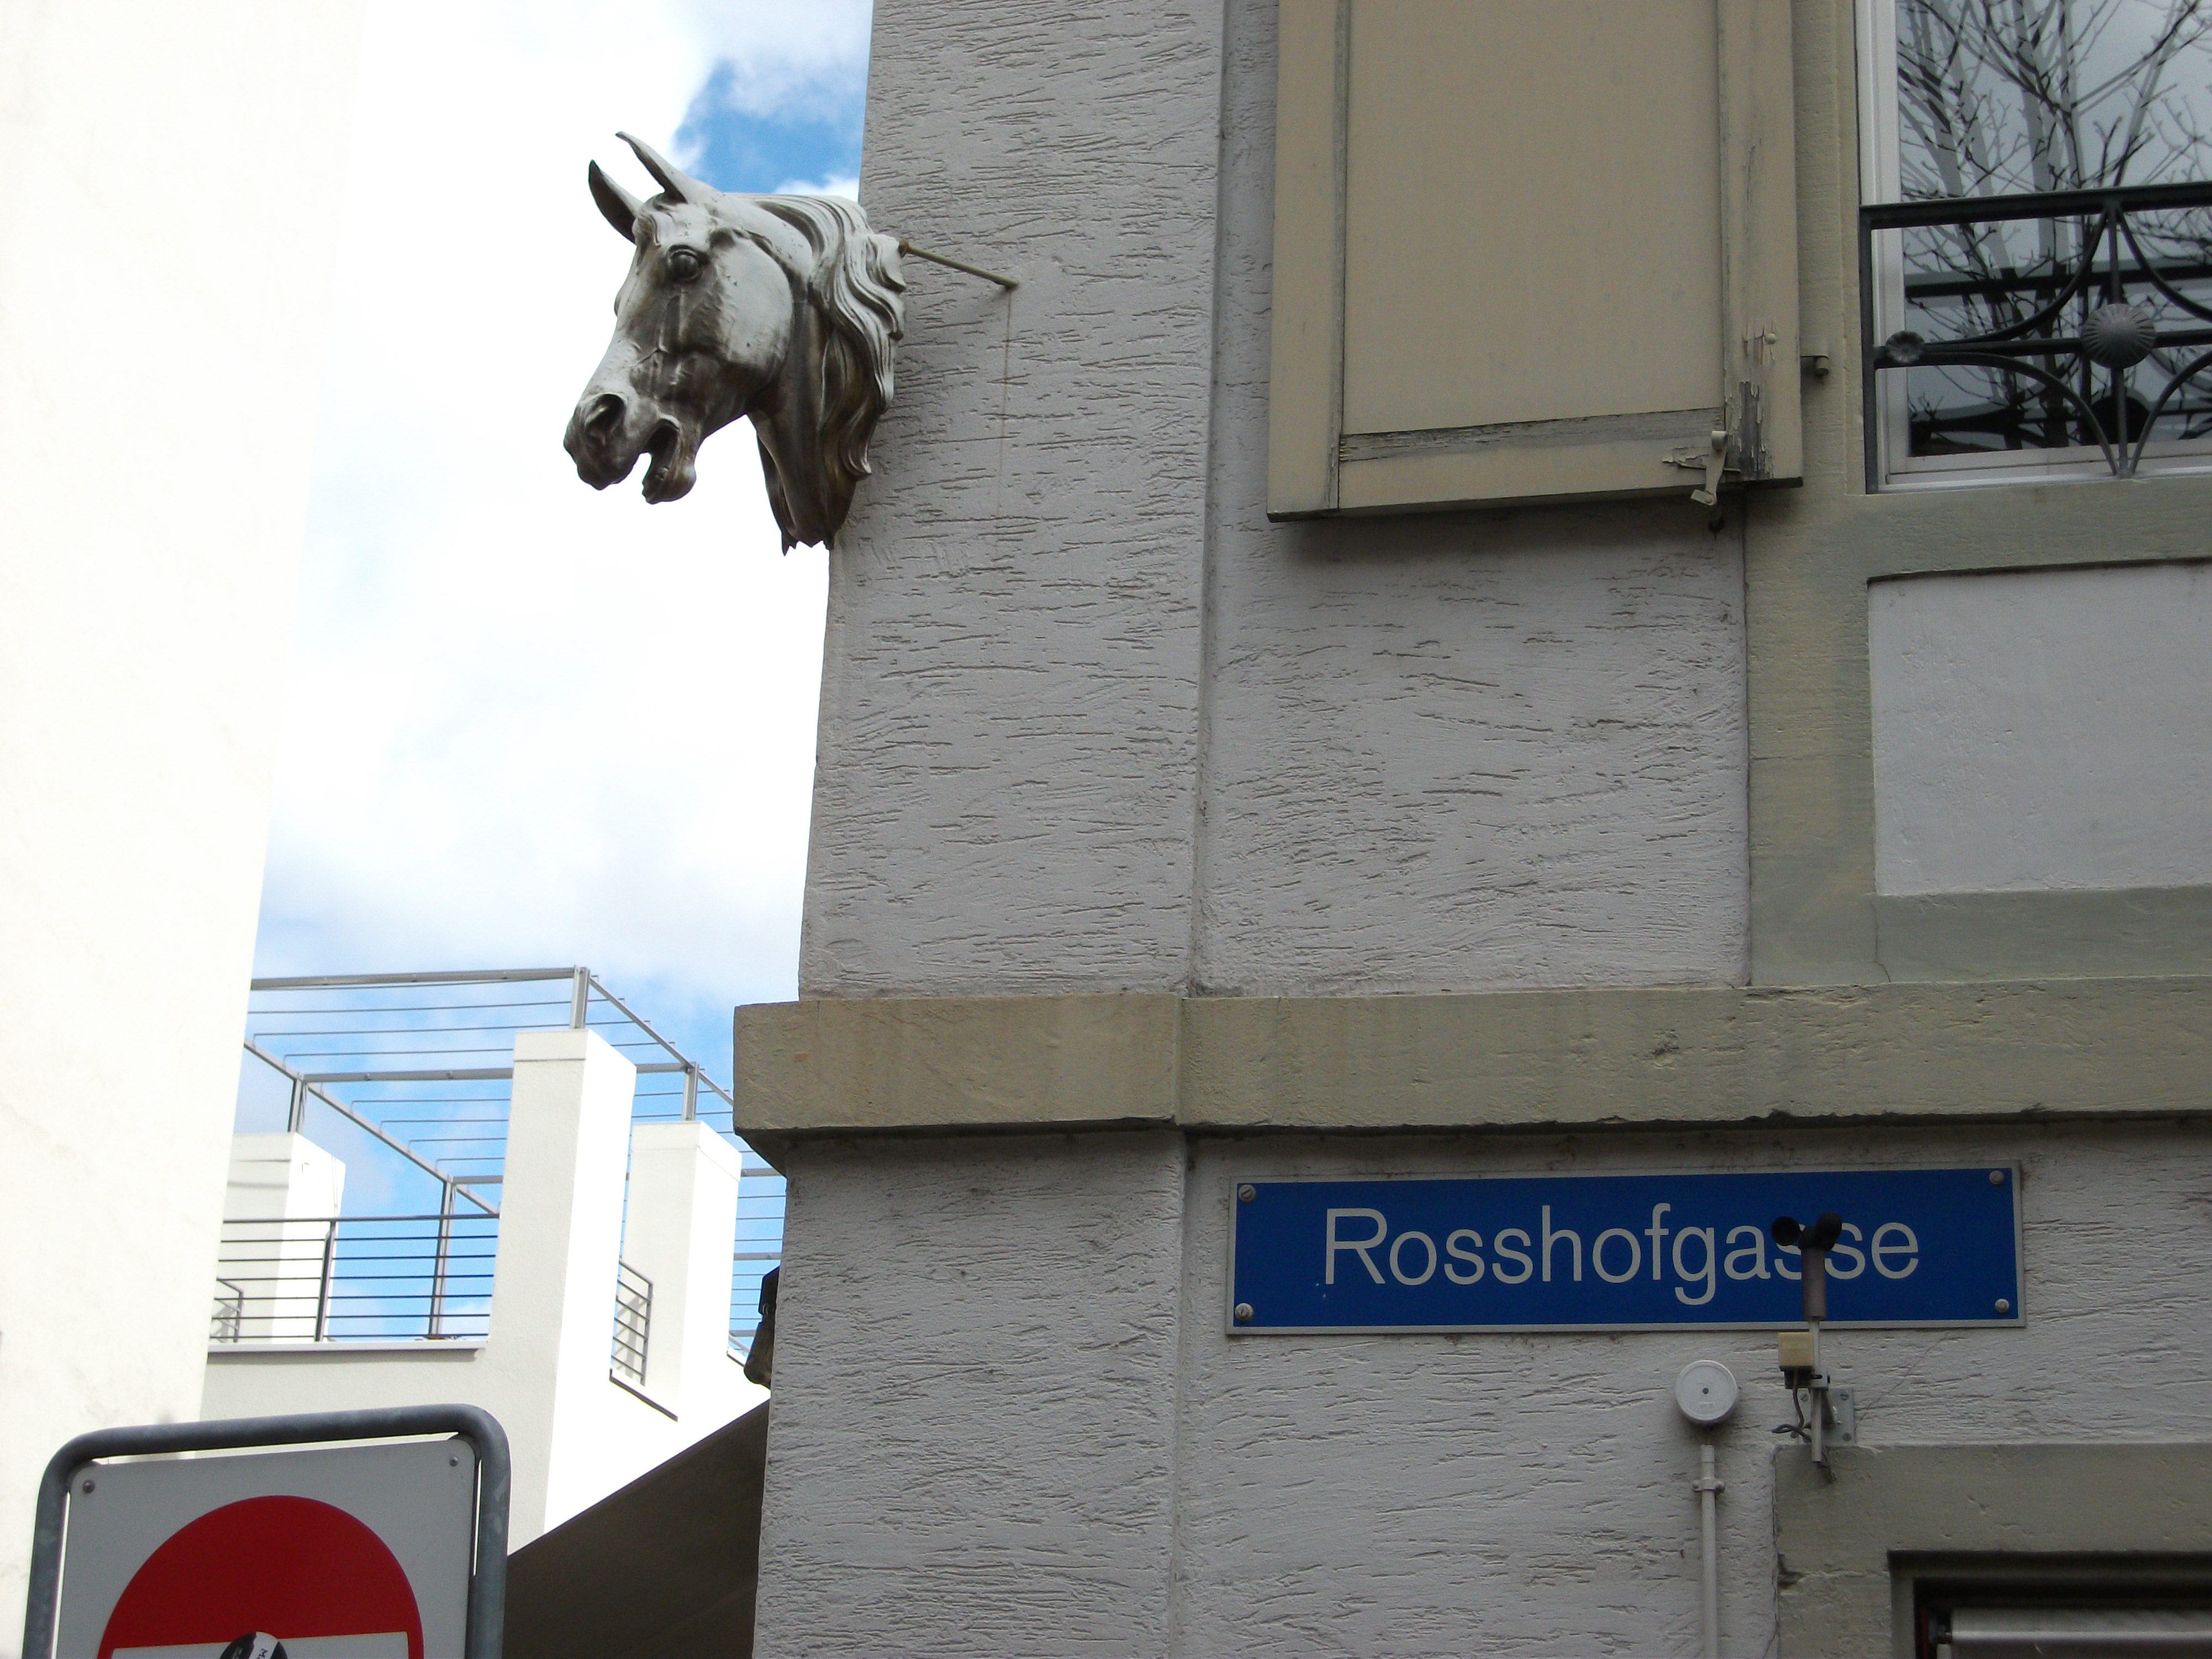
(666, 248, 705, 283)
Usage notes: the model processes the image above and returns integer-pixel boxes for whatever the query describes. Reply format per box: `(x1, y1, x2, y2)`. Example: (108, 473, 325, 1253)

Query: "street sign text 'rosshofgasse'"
(1229, 1168, 2021, 1333)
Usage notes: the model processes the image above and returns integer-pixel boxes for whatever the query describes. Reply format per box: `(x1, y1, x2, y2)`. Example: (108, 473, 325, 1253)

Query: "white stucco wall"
(218, 1133, 349, 1341)
(799, 0, 1749, 1000)
(1870, 560, 2212, 895)
(0, 3, 363, 1645)
(799, 1, 1220, 998)
(757, 1134, 1189, 1653)
(624, 1119, 750, 1424)
(759, 0, 2212, 1651)
(754, 1121, 2212, 1657)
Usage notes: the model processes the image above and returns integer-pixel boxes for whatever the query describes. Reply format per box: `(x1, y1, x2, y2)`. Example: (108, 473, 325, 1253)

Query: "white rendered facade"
(739, 2, 2212, 1655)
(0, 4, 365, 1646)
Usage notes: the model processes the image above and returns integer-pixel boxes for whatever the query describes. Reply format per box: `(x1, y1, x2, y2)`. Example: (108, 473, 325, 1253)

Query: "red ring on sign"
(97, 1495, 424, 1659)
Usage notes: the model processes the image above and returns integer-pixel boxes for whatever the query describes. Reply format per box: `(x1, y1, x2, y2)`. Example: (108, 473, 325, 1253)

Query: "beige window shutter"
(1267, 0, 1801, 516)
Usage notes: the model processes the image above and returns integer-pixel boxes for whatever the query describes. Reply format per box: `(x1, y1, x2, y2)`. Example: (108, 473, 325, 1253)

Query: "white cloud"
(255, 1, 870, 1037)
(775, 174, 861, 199)
(667, 0, 872, 117)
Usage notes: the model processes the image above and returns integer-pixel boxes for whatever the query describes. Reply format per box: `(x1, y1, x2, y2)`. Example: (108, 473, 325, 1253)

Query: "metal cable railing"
(612, 1259, 652, 1385)
(210, 1213, 498, 1342)
(730, 1145, 785, 1355)
(234, 968, 782, 1355)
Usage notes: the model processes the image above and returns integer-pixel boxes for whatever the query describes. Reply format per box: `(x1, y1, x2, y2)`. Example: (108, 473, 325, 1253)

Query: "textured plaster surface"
(1194, 0, 1750, 995)
(752, 1122, 2212, 1657)
(752, 1134, 1187, 1656)
(1869, 560, 2212, 895)
(799, 0, 1751, 1000)
(799, 0, 1223, 997)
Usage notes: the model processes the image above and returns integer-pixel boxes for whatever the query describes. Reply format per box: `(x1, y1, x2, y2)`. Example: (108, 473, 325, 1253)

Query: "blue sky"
(250, 2, 873, 1081)
(678, 59, 865, 193)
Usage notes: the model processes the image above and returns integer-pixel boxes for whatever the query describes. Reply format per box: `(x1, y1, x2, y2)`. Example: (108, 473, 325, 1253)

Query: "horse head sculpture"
(565, 133, 906, 550)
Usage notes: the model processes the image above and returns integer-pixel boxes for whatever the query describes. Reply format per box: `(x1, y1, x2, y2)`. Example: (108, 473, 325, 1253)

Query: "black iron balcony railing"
(1861, 180, 2212, 489)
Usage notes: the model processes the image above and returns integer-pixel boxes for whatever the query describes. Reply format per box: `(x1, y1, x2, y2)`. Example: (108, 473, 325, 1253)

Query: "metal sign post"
(22, 1405, 509, 1659)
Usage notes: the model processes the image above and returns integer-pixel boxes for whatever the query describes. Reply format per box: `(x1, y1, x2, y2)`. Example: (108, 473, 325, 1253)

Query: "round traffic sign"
(97, 1495, 424, 1659)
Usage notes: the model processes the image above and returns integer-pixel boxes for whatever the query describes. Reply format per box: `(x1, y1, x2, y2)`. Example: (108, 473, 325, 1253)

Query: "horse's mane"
(755, 194, 906, 549)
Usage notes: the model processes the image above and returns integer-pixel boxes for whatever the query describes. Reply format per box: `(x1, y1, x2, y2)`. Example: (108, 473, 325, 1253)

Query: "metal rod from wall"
(896, 238, 1018, 289)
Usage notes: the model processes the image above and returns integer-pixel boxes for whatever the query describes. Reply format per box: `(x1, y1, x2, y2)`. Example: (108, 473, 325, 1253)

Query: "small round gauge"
(1675, 1359, 1740, 1426)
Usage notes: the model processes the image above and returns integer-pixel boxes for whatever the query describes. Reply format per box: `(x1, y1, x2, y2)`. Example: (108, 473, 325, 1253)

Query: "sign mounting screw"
(1237, 1185, 1256, 1202)
(1233, 1303, 1255, 1324)
(1990, 1170, 2006, 1185)
(80, 1479, 94, 1494)
(1995, 1297, 2012, 1314)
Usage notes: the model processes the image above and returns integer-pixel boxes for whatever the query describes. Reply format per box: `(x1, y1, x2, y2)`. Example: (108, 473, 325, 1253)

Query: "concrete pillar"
(621, 1120, 745, 1421)
(217, 1133, 346, 1342)
(489, 1027, 636, 1538)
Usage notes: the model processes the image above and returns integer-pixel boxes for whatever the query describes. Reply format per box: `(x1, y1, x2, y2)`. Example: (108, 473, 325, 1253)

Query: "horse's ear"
(588, 161, 643, 242)
(617, 130, 714, 206)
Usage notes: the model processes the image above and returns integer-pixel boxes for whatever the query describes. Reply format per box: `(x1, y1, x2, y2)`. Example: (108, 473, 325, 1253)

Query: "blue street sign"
(1229, 1168, 2021, 1332)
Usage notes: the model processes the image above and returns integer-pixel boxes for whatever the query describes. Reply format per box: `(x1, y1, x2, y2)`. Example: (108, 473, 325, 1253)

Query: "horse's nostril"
(586, 394, 624, 434)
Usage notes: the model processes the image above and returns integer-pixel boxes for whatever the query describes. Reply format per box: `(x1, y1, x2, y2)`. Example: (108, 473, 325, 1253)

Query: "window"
(1911, 1564, 2212, 1658)
(1861, 0, 2212, 489)
(1267, 0, 1801, 515)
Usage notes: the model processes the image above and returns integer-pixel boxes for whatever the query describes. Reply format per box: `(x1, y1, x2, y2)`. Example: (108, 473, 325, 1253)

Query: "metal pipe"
(682, 1063, 698, 1122)
(429, 1180, 455, 1338)
(243, 1043, 498, 1215)
(287, 1073, 308, 1134)
(251, 970, 735, 1112)
(569, 968, 590, 1030)
(314, 1220, 338, 1340)
(895, 238, 1018, 289)
(1801, 1246, 1829, 1323)
(585, 976, 724, 1095)
(1860, 176, 2212, 231)
(1695, 1441, 1724, 1658)
(253, 967, 578, 989)
(1809, 1323, 1826, 1468)
(302, 1067, 514, 1084)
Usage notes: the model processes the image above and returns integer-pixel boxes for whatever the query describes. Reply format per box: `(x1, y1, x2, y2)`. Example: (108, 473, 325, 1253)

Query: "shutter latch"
(1664, 426, 1733, 507)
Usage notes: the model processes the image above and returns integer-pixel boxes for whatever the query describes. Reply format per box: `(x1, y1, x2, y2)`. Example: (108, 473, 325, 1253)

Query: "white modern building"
(0, 9, 794, 1652)
(204, 969, 768, 1546)
(729, 1, 2212, 1655)
(0, 4, 366, 1646)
